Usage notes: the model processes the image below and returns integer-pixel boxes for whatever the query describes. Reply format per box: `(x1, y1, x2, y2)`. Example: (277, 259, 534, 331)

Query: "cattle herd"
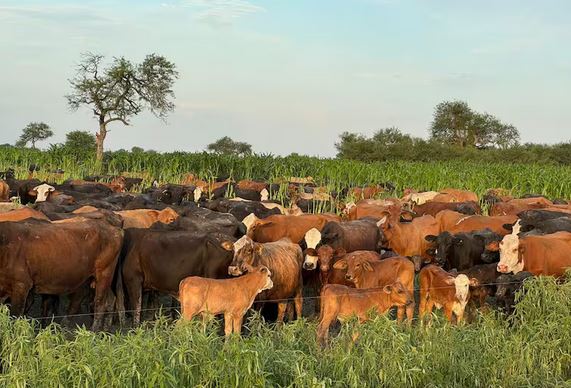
(1, 168, 570, 345)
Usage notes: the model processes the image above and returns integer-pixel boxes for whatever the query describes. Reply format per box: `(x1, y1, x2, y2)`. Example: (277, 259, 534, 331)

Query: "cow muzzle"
(497, 263, 508, 273)
(345, 274, 353, 281)
(228, 266, 243, 276)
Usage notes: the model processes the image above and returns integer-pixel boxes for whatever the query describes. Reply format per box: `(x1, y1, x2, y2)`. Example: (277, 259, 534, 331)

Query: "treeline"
(336, 129, 571, 165)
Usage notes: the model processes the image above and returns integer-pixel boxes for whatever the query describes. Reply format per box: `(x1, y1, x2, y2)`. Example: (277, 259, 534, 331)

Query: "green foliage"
(64, 130, 96, 161)
(66, 52, 179, 160)
(0, 276, 569, 386)
(430, 100, 520, 148)
(1, 148, 571, 201)
(207, 136, 253, 156)
(15, 122, 54, 148)
(336, 128, 571, 165)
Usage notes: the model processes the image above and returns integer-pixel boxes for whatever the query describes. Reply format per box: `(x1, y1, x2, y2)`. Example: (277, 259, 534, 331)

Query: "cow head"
(260, 188, 269, 201)
(302, 228, 322, 269)
(241, 213, 259, 233)
(253, 266, 274, 293)
(29, 183, 55, 202)
(313, 245, 346, 284)
(495, 272, 533, 311)
(158, 207, 179, 224)
(424, 232, 454, 267)
(445, 274, 477, 303)
(497, 234, 523, 274)
(226, 235, 261, 276)
(193, 187, 203, 203)
(333, 253, 374, 285)
(384, 281, 414, 307)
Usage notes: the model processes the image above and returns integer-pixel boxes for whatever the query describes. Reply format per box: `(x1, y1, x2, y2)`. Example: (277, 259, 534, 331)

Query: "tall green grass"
(1, 276, 569, 387)
(2, 147, 571, 199)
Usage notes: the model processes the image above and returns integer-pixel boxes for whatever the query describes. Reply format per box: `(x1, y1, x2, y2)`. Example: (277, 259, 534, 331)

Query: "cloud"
(184, 0, 264, 26)
(0, 5, 113, 25)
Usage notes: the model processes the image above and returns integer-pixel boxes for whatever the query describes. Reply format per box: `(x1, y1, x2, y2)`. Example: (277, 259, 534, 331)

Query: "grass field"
(2, 147, 571, 200)
(0, 275, 569, 387)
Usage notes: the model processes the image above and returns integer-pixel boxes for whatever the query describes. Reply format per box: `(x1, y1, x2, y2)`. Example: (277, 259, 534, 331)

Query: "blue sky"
(0, 0, 570, 156)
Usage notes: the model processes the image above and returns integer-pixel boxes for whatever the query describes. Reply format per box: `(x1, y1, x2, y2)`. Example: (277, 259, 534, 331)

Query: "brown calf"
(0, 180, 9, 202)
(178, 266, 273, 337)
(317, 282, 413, 346)
(333, 253, 414, 321)
(419, 265, 477, 324)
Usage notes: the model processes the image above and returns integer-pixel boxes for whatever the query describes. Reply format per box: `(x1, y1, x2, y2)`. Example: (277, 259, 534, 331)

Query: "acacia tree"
(207, 136, 252, 156)
(430, 100, 519, 148)
(16, 122, 54, 148)
(66, 53, 178, 161)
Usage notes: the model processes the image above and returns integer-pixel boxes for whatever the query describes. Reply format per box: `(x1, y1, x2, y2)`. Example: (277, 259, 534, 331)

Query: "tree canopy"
(66, 52, 178, 161)
(15, 122, 53, 148)
(430, 100, 519, 149)
(207, 136, 252, 156)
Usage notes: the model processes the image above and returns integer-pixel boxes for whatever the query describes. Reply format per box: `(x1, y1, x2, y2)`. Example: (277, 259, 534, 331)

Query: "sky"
(0, 0, 570, 156)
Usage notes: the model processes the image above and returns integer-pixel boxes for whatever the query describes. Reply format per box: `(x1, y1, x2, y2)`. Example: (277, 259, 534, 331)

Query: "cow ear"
(376, 216, 388, 227)
(502, 223, 514, 232)
(383, 284, 393, 294)
(260, 266, 270, 275)
(425, 235, 437, 243)
(363, 261, 374, 272)
(469, 278, 479, 287)
(333, 259, 348, 270)
(334, 248, 346, 257)
(444, 277, 456, 285)
(221, 241, 234, 251)
(27, 189, 38, 197)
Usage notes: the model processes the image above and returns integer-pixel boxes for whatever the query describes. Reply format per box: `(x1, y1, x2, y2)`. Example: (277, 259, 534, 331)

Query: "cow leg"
(232, 315, 244, 336)
(224, 313, 234, 338)
(63, 287, 89, 326)
(396, 306, 405, 323)
(41, 295, 59, 319)
(276, 302, 287, 323)
(92, 267, 117, 331)
(418, 296, 427, 324)
(317, 319, 332, 348)
(443, 306, 454, 323)
(406, 302, 415, 323)
(10, 283, 32, 317)
(125, 276, 143, 326)
(455, 309, 465, 325)
(294, 287, 303, 320)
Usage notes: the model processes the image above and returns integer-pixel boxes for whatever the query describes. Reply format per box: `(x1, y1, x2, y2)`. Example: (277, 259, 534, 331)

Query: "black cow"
(203, 198, 281, 221)
(519, 217, 571, 235)
(517, 209, 571, 224)
(495, 272, 534, 314)
(119, 229, 236, 325)
(320, 219, 381, 252)
(425, 229, 502, 271)
(451, 263, 501, 307)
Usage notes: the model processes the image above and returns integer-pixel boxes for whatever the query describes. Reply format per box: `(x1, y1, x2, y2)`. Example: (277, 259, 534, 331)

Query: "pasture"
(0, 275, 569, 387)
(1, 149, 570, 387)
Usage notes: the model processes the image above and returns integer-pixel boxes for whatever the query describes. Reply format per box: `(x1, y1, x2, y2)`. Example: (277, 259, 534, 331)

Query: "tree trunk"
(96, 118, 107, 162)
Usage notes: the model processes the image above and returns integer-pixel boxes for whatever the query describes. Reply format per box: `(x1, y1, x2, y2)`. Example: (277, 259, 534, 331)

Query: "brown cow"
(0, 217, 123, 330)
(343, 199, 402, 221)
(419, 265, 477, 324)
(244, 213, 340, 243)
(497, 231, 571, 277)
(333, 253, 415, 321)
(178, 266, 273, 337)
(226, 236, 303, 322)
(432, 188, 478, 203)
(411, 201, 481, 217)
(0, 180, 9, 202)
(436, 210, 516, 236)
(317, 282, 413, 346)
(309, 245, 352, 288)
(0, 207, 50, 222)
(377, 213, 439, 267)
(349, 185, 385, 200)
(114, 208, 179, 229)
(490, 197, 553, 216)
(402, 190, 439, 205)
(236, 179, 267, 193)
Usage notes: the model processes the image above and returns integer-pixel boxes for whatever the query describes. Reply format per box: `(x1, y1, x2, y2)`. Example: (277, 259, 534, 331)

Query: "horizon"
(1, 0, 570, 156)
